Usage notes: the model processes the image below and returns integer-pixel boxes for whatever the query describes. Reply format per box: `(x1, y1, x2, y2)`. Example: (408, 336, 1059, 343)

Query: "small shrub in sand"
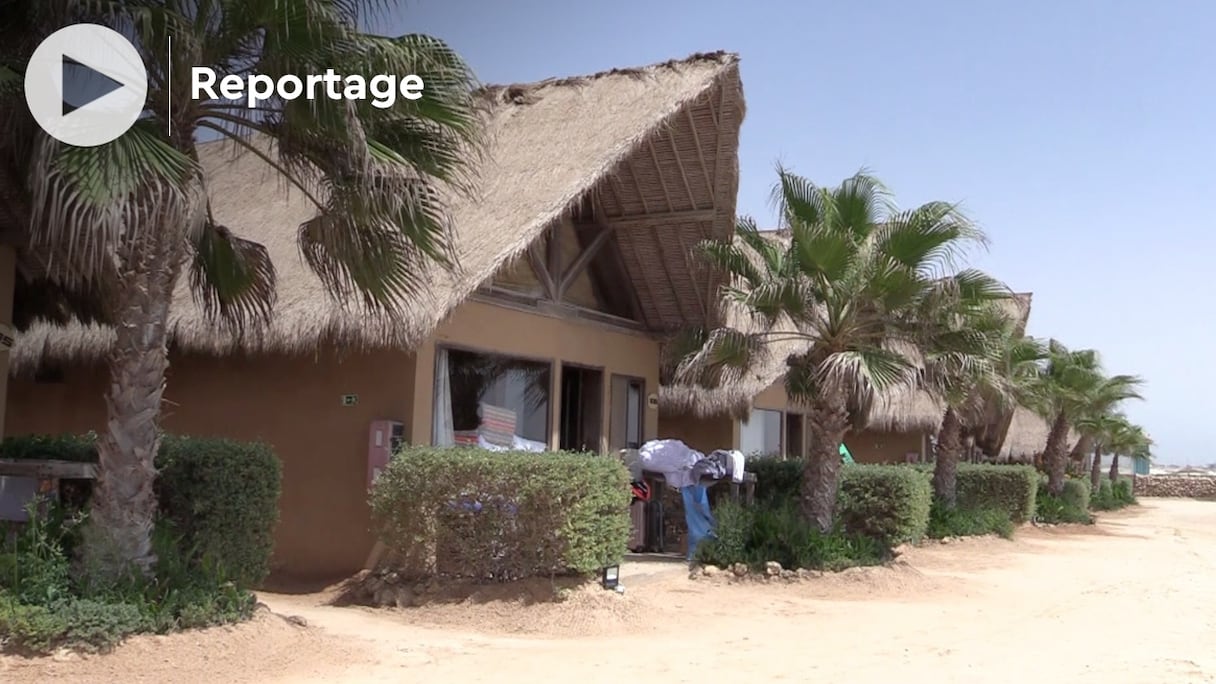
(0, 503, 255, 654)
(695, 501, 886, 572)
(1035, 479, 1093, 524)
(926, 501, 1015, 540)
(0, 433, 280, 654)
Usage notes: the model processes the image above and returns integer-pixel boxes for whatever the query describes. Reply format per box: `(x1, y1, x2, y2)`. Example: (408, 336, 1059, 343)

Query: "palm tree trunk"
(802, 389, 850, 533)
(82, 236, 181, 582)
(1109, 452, 1120, 481)
(1089, 443, 1103, 491)
(932, 407, 964, 506)
(1069, 434, 1093, 474)
(1043, 410, 1070, 495)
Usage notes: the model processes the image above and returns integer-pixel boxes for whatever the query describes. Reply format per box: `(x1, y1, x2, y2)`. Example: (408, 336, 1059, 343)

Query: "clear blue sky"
(384, 0, 1215, 465)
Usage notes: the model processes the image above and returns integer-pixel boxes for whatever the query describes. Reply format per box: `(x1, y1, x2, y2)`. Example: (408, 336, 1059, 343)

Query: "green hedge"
(370, 447, 630, 581)
(953, 464, 1039, 523)
(0, 433, 281, 588)
(837, 466, 932, 546)
(696, 501, 886, 571)
(154, 436, 281, 587)
(747, 459, 931, 546)
(1036, 478, 1092, 524)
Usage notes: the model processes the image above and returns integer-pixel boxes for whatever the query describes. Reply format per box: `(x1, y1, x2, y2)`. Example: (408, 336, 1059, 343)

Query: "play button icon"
(25, 24, 148, 147)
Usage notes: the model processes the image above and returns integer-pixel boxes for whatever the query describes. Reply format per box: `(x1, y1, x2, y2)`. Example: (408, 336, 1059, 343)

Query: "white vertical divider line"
(167, 34, 172, 137)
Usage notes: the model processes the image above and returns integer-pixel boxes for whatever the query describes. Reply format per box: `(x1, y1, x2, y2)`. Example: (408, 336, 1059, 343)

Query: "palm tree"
(674, 169, 989, 531)
(1076, 411, 1127, 491)
(924, 302, 1045, 505)
(1, 1, 484, 581)
(1029, 341, 1143, 495)
(1107, 421, 1151, 481)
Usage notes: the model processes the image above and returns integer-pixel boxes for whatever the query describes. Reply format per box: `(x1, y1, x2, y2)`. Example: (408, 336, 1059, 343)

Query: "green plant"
(836, 465, 932, 546)
(0, 432, 99, 462)
(1091, 480, 1117, 511)
(0, 507, 256, 654)
(927, 501, 1015, 539)
(696, 501, 885, 572)
(0, 433, 282, 590)
(749, 460, 932, 545)
(1112, 478, 1136, 505)
(370, 447, 630, 581)
(953, 464, 1039, 523)
(155, 435, 282, 588)
(1035, 479, 1092, 524)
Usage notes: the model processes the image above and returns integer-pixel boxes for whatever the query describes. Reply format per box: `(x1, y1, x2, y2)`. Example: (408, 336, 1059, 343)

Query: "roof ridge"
(479, 50, 738, 104)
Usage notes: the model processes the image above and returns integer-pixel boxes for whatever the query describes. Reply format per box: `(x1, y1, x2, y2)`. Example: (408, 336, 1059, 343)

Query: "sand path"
(4, 498, 1214, 683)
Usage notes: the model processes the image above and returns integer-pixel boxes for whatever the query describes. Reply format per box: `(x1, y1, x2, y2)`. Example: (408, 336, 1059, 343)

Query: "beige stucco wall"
(657, 411, 738, 454)
(846, 428, 926, 464)
(7, 349, 417, 580)
(5, 297, 662, 579)
(0, 246, 15, 437)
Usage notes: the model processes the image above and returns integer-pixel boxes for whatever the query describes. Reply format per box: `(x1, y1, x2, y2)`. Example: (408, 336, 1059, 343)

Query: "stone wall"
(1134, 475, 1216, 499)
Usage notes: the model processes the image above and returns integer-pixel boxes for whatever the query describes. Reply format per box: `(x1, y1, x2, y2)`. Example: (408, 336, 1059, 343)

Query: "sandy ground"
(3, 497, 1214, 683)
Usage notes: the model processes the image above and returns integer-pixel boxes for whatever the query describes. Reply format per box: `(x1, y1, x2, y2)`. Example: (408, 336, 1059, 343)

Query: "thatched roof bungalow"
(6, 52, 746, 579)
(657, 252, 1035, 464)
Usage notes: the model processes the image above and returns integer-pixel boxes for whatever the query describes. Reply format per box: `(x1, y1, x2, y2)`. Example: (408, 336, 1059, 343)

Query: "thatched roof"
(659, 230, 807, 419)
(11, 51, 745, 373)
(661, 265, 1035, 434)
(864, 292, 1034, 433)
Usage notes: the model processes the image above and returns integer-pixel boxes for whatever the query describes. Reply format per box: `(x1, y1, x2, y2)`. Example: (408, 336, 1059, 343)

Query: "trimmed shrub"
(1112, 477, 1136, 505)
(953, 464, 1039, 523)
(927, 501, 1015, 539)
(1091, 479, 1117, 510)
(696, 501, 885, 571)
(0, 433, 281, 589)
(1036, 479, 1092, 524)
(155, 436, 281, 588)
(749, 458, 802, 504)
(370, 447, 630, 581)
(747, 459, 931, 545)
(837, 465, 932, 546)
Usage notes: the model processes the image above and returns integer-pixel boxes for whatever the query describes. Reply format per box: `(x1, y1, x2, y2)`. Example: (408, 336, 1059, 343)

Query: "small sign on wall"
(647, 393, 659, 409)
(341, 394, 358, 407)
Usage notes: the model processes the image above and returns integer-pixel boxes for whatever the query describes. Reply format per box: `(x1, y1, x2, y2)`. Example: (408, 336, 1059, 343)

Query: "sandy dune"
(4, 498, 1214, 683)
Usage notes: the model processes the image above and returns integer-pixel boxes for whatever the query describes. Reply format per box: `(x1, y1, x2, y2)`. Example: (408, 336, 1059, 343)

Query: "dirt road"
(4, 498, 1214, 683)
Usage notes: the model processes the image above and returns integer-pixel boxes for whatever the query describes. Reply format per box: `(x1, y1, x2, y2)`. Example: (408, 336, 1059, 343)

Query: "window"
(435, 347, 551, 450)
(609, 375, 645, 450)
(740, 408, 782, 458)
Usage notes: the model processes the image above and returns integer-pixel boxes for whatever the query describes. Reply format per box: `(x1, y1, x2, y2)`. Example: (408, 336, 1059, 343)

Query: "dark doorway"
(784, 413, 804, 459)
(560, 365, 604, 452)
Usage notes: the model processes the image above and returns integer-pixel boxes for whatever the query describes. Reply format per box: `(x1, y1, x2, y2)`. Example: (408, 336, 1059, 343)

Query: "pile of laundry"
(632, 439, 746, 562)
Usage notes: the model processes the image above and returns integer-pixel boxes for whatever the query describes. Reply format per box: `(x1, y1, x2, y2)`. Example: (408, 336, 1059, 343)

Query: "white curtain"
(433, 348, 455, 446)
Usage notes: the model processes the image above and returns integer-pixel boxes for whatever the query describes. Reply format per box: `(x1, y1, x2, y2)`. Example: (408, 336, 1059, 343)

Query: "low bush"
(748, 459, 932, 546)
(370, 446, 630, 582)
(155, 436, 281, 587)
(953, 464, 1039, 523)
(927, 501, 1015, 540)
(0, 433, 281, 588)
(1112, 477, 1136, 505)
(1, 503, 256, 654)
(696, 501, 886, 572)
(1091, 477, 1137, 511)
(0, 433, 280, 654)
(1091, 479, 1118, 510)
(837, 466, 932, 546)
(1036, 479, 1093, 524)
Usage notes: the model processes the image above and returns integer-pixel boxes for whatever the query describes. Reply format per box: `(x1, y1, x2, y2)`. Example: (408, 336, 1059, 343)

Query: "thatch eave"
(12, 50, 746, 375)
